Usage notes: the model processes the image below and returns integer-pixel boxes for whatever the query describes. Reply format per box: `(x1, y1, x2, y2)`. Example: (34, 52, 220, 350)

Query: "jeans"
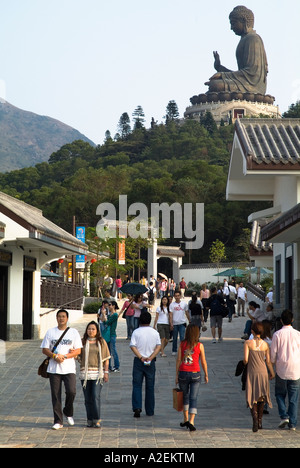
(81, 380, 103, 422)
(275, 374, 300, 428)
(108, 335, 120, 370)
(132, 357, 156, 415)
(178, 371, 201, 414)
(126, 315, 135, 339)
(49, 373, 76, 425)
(172, 324, 186, 353)
(244, 320, 252, 336)
(133, 317, 140, 331)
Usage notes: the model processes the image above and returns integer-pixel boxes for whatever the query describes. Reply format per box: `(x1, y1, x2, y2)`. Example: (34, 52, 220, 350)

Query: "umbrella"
(120, 282, 148, 295)
(248, 267, 273, 275)
(41, 268, 61, 278)
(158, 273, 168, 280)
(213, 267, 246, 278)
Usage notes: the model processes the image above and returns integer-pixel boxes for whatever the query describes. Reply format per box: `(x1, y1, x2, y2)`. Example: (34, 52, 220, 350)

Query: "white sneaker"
(278, 418, 289, 429)
(66, 416, 75, 426)
(52, 423, 63, 430)
(218, 337, 223, 343)
(212, 339, 217, 344)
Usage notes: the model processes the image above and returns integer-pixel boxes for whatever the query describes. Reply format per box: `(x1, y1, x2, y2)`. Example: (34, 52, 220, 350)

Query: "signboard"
(24, 256, 36, 271)
(118, 237, 126, 265)
(76, 226, 86, 269)
(0, 250, 12, 266)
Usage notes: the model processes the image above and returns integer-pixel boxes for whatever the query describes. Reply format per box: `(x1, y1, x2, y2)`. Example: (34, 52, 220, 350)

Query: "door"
(0, 266, 8, 341)
(23, 270, 33, 339)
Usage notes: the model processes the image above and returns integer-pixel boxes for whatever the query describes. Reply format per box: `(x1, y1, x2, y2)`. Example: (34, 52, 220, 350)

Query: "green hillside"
(0, 116, 270, 264)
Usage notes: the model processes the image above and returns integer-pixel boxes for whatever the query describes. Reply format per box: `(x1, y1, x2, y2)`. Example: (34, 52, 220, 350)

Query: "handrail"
(246, 282, 266, 302)
(39, 296, 84, 317)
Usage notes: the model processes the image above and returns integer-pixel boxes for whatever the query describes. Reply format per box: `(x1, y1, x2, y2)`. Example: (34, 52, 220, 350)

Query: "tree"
(200, 111, 217, 135)
(234, 228, 251, 262)
(132, 106, 145, 130)
(165, 100, 180, 123)
(282, 101, 300, 118)
(48, 140, 95, 164)
(209, 239, 226, 273)
(118, 112, 131, 139)
(104, 130, 112, 143)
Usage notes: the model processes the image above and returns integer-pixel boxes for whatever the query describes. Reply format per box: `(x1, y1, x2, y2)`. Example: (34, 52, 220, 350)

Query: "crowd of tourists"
(41, 275, 300, 435)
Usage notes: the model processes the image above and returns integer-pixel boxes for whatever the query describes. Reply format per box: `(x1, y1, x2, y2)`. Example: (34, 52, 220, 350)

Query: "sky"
(0, 0, 299, 145)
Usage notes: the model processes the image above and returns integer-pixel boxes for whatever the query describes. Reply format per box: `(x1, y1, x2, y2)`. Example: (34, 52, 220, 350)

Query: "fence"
(40, 279, 83, 310)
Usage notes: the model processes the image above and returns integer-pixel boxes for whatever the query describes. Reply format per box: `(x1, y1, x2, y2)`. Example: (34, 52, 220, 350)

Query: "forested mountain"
(0, 100, 95, 172)
(0, 117, 269, 263)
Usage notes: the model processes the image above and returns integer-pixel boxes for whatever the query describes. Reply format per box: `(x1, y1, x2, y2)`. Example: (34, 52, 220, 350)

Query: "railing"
(246, 281, 266, 302)
(40, 279, 83, 311)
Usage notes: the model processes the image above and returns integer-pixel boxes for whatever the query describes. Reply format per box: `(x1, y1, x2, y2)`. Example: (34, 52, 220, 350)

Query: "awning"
(261, 203, 300, 243)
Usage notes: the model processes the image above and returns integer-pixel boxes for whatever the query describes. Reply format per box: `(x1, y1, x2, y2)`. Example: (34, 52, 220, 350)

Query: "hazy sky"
(0, 0, 299, 145)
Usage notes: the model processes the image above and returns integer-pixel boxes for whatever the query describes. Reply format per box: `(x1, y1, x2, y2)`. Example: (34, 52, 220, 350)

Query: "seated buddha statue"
(205, 6, 268, 95)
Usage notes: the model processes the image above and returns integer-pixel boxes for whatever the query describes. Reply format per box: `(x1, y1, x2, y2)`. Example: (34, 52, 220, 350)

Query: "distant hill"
(0, 99, 95, 172)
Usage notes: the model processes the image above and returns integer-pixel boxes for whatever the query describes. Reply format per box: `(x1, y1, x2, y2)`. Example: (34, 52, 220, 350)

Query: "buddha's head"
(229, 6, 254, 36)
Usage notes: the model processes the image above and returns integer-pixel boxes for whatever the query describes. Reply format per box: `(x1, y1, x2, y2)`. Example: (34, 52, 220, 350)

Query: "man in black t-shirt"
(206, 287, 227, 343)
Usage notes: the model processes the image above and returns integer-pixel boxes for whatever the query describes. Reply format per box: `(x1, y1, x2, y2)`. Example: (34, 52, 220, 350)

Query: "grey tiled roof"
(157, 246, 185, 257)
(235, 118, 300, 166)
(0, 191, 88, 251)
(250, 220, 273, 252)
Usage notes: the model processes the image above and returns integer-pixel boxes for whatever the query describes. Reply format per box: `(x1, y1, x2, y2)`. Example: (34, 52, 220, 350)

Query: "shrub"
(83, 302, 102, 314)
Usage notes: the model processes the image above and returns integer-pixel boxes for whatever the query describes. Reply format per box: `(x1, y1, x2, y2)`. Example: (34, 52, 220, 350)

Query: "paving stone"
(1, 301, 300, 448)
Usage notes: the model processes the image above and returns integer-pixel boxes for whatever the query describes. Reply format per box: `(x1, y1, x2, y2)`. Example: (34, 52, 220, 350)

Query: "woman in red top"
(175, 325, 208, 431)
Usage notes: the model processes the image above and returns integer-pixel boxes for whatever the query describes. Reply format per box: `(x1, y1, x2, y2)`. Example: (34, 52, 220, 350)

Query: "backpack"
(228, 287, 236, 301)
(148, 288, 155, 301)
(210, 295, 228, 317)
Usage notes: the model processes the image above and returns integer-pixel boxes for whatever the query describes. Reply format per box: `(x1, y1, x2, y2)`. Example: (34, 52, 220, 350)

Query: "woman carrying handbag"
(175, 325, 208, 431)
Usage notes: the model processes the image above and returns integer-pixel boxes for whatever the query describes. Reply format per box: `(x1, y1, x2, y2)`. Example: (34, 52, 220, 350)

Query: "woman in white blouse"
(153, 295, 173, 357)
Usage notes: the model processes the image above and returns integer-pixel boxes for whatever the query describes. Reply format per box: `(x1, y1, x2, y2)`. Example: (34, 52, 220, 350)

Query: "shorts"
(210, 315, 223, 329)
(157, 324, 170, 340)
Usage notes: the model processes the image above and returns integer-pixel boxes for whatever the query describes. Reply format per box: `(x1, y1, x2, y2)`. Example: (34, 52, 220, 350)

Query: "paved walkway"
(1, 301, 300, 449)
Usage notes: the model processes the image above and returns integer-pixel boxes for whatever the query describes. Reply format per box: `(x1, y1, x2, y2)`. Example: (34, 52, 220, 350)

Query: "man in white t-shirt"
(130, 312, 161, 418)
(41, 309, 82, 430)
(237, 282, 247, 316)
(169, 291, 190, 355)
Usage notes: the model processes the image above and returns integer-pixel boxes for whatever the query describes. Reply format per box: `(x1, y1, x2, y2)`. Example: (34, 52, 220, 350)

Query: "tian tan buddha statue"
(205, 5, 268, 95)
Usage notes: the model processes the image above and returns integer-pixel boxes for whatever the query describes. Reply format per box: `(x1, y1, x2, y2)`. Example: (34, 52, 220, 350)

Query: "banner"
(118, 237, 125, 265)
(76, 226, 86, 269)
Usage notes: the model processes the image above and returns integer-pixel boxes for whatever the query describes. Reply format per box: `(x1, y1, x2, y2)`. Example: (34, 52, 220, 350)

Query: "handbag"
(38, 327, 70, 378)
(173, 387, 183, 412)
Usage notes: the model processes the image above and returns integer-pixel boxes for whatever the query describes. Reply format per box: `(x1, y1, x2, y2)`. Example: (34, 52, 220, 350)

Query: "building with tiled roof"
(226, 118, 300, 328)
(0, 191, 88, 341)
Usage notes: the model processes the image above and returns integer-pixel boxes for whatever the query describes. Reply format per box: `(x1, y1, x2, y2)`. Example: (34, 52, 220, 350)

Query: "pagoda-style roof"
(227, 118, 300, 202)
(235, 118, 300, 170)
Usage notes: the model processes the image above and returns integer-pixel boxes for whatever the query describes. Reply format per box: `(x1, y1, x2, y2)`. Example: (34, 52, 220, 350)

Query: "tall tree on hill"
(132, 106, 145, 130)
(118, 112, 131, 139)
(104, 130, 112, 143)
(165, 100, 180, 123)
(200, 111, 217, 135)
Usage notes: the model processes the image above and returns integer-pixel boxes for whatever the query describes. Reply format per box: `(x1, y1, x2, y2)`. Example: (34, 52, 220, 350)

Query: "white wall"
(39, 308, 83, 339)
